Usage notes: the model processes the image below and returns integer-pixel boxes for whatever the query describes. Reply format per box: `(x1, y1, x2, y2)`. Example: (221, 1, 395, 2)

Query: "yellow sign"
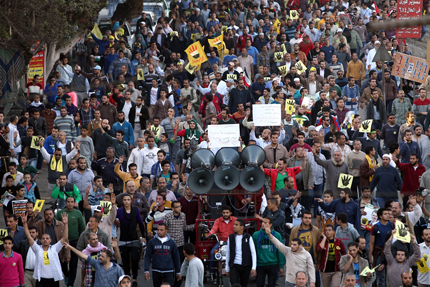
(33, 199, 45, 212)
(274, 18, 281, 33)
(100, 201, 112, 218)
(137, 69, 144, 81)
(0, 229, 8, 245)
(338, 173, 353, 189)
(43, 251, 50, 265)
(418, 257, 430, 274)
(394, 220, 411, 243)
(274, 52, 284, 62)
(227, 74, 238, 80)
(359, 120, 373, 133)
(290, 10, 299, 19)
(170, 31, 178, 41)
(185, 62, 200, 74)
(360, 265, 380, 276)
(264, 77, 271, 83)
(295, 61, 307, 74)
(185, 42, 208, 66)
(286, 104, 294, 115)
(208, 35, 224, 50)
(278, 65, 289, 76)
(30, 136, 43, 150)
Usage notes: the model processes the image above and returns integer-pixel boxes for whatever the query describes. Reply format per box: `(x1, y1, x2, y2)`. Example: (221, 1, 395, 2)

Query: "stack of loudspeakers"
(188, 145, 266, 218)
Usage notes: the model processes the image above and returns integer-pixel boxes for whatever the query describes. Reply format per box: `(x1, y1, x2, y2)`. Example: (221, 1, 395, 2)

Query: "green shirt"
(17, 165, 39, 174)
(275, 172, 288, 191)
(55, 208, 85, 241)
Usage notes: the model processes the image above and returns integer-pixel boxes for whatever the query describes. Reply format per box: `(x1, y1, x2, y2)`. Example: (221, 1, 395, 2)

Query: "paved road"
(1, 162, 289, 287)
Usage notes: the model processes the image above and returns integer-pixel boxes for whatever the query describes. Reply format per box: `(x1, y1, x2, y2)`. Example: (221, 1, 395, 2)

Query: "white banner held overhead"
(252, 104, 281, 126)
(208, 124, 240, 148)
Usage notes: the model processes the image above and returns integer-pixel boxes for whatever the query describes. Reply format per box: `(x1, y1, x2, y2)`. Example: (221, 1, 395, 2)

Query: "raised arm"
(64, 241, 88, 261)
(60, 212, 69, 245)
(21, 213, 35, 246)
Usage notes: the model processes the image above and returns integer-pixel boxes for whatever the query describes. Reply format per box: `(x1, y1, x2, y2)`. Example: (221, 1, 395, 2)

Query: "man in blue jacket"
(144, 223, 181, 287)
(43, 126, 59, 154)
(318, 188, 361, 231)
(112, 111, 134, 148)
(370, 154, 403, 208)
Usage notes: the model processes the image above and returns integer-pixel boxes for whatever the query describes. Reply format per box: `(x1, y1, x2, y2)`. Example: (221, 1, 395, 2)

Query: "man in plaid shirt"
(80, 234, 120, 287)
(162, 200, 194, 287)
(163, 201, 195, 256)
(316, 224, 347, 287)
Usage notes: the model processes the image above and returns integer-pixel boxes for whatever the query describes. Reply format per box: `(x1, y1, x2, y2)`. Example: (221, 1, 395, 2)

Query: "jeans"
(152, 271, 174, 287)
(351, 176, 361, 199)
(420, 25, 428, 40)
(376, 255, 386, 287)
(359, 228, 371, 249)
(313, 183, 324, 215)
(230, 264, 252, 287)
(386, 99, 394, 114)
(376, 197, 397, 208)
(169, 140, 181, 166)
(256, 264, 278, 287)
(209, 242, 219, 274)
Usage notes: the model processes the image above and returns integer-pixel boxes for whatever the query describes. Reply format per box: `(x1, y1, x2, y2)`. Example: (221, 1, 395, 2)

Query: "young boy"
(19, 127, 39, 169)
(316, 190, 336, 232)
(89, 93, 100, 110)
(150, 150, 175, 189)
(27, 94, 45, 115)
(20, 172, 40, 203)
(155, 160, 172, 189)
(75, 126, 94, 164)
(203, 94, 216, 126)
(154, 132, 177, 160)
(92, 78, 105, 102)
(17, 154, 39, 181)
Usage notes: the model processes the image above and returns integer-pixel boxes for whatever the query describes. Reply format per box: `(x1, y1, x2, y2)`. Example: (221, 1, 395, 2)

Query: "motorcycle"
(200, 224, 230, 287)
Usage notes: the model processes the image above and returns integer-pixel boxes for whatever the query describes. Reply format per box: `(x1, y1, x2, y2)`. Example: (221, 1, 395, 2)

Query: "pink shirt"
(0, 251, 24, 287)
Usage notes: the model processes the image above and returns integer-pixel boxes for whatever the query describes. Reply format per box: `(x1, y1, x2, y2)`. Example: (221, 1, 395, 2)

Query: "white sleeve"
(249, 130, 257, 141)
(407, 203, 422, 225)
(62, 66, 75, 78)
(249, 236, 257, 271)
(225, 237, 231, 272)
(40, 147, 51, 162)
(66, 148, 79, 162)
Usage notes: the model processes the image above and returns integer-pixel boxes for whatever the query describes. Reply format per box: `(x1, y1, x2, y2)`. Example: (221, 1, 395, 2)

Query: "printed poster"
(252, 104, 281, 126)
(208, 124, 240, 148)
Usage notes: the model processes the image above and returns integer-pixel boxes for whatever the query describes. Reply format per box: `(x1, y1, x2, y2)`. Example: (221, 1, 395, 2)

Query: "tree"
(0, 0, 107, 80)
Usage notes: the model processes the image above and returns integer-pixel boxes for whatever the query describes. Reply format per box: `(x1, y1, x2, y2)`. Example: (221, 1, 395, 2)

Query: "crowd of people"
(2, 0, 430, 286)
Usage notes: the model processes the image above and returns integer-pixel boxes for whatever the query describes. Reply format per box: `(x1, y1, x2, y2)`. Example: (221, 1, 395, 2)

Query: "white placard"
(208, 124, 240, 148)
(252, 104, 281, 126)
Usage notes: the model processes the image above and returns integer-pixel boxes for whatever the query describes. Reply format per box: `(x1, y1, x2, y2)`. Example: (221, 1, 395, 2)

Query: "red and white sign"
(396, 0, 423, 38)
(27, 50, 46, 90)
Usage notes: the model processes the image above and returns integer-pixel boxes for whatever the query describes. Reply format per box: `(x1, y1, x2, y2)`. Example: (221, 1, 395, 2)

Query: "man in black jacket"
(129, 96, 150, 141)
(17, 225, 41, 287)
(226, 219, 257, 287)
(228, 79, 254, 114)
(91, 119, 116, 160)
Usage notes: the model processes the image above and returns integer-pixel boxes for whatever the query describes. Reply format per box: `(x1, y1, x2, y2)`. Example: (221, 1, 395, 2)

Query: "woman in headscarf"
(174, 119, 202, 142)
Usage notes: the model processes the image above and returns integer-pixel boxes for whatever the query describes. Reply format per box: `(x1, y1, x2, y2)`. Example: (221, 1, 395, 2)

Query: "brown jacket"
(41, 109, 57, 134)
(299, 75, 323, 93)
(28, 217, 70, 262)
(359, 158, 375, 188)
(384, 78, 398, 101)
(360, 87, 383, 105)
(96, 102, 118, 126)
(87, 119, 102, 137)
(290, 223, 321, 263)
(263, 144, 289, 168)
(153, 99, 173, 121)
(290, 51, 308, 67)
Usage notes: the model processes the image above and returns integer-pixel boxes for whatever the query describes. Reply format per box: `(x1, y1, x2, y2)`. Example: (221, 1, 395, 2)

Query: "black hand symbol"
(341, 175, 351, 186)
(362, 120, 370, 130)
(292, 11, 297, 17)
(276, 53, 282, 60)
(280, 67, 286, 74)
(0, 230, 6, 240)
(398, 224, 408, 237)
(297, 63, 303, 70)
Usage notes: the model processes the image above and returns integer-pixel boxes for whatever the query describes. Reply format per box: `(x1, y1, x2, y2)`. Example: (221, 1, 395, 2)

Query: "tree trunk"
(45, 32, 84, 77)
(112, 0, 143, 22)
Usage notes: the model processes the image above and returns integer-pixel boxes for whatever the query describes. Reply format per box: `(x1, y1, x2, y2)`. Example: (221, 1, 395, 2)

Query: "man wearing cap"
(118, 275, 132, 287)
(81, 65, 109, 90)
(137, 12, 152, 32)
(59, 64, 90, 106)
(222, 62, 240, 81)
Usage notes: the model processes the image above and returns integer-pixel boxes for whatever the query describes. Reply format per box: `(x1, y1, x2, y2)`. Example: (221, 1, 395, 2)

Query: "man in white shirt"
(225, 219, 257, 287)
(8, 115, 21, 160)
(21, 212, 69, 286)
(366, 41, 381, 71)
(418, 229, 430, 286)
(56, 56, 73, 84)
(250, 124, 286, 149)
(128, 137, 145, 172)
(137, 136, 160, 178)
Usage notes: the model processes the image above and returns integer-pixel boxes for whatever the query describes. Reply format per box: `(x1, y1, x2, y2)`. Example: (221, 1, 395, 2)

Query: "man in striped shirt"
(53, 106, 76, 141)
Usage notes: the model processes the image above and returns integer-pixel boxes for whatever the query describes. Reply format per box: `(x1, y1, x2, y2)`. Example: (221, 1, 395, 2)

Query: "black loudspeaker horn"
(188, 168, 214, 194)
(214, 165, 240, 190)
(191, 149, 215, 169)
(239, 166, 266, 192)
(215, 148, 241, 167)
(241, 145, 265, 166)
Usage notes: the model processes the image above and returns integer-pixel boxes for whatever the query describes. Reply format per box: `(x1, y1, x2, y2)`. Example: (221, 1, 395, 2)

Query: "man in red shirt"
(299, 35, 315, 56)
(262, 155, 306, 192)
(394, 153, 426, 205)
(207, 206, 236, 277)
(237, 28, 253, 52)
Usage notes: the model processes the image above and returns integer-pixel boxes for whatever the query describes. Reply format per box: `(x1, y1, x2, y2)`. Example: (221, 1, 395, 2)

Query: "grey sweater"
(86, 256, 123, 287)
(180, 257, 205, 287)
(314, 156, 350, 199)
(335, 223, 360, 248)
(75, 135, 94, 163)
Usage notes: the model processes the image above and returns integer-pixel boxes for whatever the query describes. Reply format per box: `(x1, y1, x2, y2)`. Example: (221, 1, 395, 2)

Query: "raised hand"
(62, 212, 68, 224)
(85, 185, 91, 196)
(21, 213, 28, 224)
(118, 155, 125, 164)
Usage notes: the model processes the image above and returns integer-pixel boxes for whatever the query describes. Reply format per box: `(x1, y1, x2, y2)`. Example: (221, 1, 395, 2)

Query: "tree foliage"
(0, 0, 107, 78)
